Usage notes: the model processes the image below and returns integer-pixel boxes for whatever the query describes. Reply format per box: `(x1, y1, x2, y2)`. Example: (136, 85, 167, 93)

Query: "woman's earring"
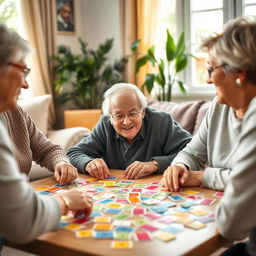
(235, 78, 243, 87)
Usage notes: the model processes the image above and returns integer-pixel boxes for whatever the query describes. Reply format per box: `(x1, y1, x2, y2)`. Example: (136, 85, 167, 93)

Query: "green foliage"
(0, 0, 17, 29)
(52, 38, 128, 109)
(132, 30, 195, 101)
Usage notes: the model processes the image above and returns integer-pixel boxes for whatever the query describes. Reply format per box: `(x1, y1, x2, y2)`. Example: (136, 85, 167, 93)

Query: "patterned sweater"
(2, 107, 68, 175)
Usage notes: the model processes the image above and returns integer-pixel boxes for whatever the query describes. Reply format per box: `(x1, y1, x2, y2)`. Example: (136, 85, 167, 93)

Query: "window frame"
(173, 0, 253, 100)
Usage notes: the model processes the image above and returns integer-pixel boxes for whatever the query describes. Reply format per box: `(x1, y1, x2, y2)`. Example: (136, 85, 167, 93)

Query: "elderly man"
(67, 83, 191, 179)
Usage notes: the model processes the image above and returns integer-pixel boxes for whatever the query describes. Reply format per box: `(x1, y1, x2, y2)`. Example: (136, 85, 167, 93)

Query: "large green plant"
(132, 30, 195, 101)
(52, 38, 128, 109)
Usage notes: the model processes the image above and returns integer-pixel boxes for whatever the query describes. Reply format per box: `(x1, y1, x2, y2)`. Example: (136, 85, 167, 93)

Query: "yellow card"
(154, 231, 176, 242)
(94, 216, 112, 223)
(111, 241, 133, 249)
(63, 223, 83, 231)
(189, 209, 209, 216)
(175, 218, 193, 224)
(76, 229, 93, 238)
(85, 177, 97, 182)
(107, 203, 122, 208)
(104, 181, 116, 187)
(182, 190, 199, 195)
(93, 223, 113, 231)
(35, 186, 50, 191)
(172, 212, 189, 218)
(186, 221, 206, 230)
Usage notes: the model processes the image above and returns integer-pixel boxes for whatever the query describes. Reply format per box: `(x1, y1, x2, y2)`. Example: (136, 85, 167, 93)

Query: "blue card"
(159, 201, 176, 208)
(94, 231, 114, 239)
(106, 176, 118, 180)
(168, 195, 185, 201)
(162, 226, 184, 234)
(115, 226, 134, 233)
(98, 199, 114, 204)
(105, 208, 123, 214)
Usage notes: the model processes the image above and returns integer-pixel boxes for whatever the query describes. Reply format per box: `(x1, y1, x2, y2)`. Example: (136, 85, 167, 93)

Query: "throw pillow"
(18, 95, 51, 135)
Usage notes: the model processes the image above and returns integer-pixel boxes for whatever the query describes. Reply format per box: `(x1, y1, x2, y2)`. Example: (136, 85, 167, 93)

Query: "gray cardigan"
(67, 107, 192, 174)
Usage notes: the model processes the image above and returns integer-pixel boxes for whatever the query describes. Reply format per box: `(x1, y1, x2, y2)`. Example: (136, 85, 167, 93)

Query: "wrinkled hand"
(161, 165, 203, 191)
(54, 161, 78, 185)
(60, 189, 93, 216)
(85, 158, 110, 179)
(124, 161, 158, 179)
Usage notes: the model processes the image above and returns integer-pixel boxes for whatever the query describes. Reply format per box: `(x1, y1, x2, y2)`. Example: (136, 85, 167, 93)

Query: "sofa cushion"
(147, 99, 209, 134)
(18, 95, 51, 135)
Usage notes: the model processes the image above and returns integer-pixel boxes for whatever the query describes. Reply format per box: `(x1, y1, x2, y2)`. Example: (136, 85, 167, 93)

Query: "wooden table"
(8, 170, 228, 256)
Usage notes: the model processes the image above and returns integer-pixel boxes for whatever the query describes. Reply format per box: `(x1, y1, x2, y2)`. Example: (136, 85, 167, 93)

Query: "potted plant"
(52, 37, 128, 109)
(131, 30, 195, 101)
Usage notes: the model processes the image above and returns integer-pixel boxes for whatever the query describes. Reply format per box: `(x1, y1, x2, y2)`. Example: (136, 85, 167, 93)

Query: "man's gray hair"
(0, 22, 31, 65)
(102, 83, 148, 116)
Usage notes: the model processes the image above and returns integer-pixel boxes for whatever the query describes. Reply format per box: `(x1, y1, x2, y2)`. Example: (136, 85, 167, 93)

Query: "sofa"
(19, 95, 90, 181)
(147, 99, 211, 135)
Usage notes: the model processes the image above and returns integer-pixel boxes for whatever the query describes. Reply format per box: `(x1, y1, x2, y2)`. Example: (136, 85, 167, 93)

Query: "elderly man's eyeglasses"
(8, 63, 31, 78)
(207, 65, 223, 78)
(111, 110, 142, 122)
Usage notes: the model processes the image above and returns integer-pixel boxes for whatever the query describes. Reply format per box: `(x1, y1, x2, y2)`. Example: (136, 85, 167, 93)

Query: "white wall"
(57, 0, 122, 61)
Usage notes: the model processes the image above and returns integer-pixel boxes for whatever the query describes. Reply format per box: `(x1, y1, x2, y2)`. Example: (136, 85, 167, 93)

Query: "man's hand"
(85, 158, 110, 179)
(54, 161, 78, 185)
(161, 165, 203, 191)
(124, 161, 158, 179)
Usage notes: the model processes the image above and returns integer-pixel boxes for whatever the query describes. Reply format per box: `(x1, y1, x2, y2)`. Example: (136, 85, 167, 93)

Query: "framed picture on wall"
(56, 0, 75, 35)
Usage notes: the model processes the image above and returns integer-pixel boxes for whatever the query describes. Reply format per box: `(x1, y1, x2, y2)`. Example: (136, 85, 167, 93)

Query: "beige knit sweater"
(2, 107, 69, 175)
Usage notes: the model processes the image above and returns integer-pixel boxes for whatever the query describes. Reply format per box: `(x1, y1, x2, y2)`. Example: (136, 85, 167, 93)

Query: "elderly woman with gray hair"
(161, 16, 256, 255)
(67, 82, 192, 180)
(0, 23, 92, 249)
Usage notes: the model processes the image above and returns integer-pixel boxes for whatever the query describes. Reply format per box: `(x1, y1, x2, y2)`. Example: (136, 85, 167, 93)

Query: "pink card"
(140, 224, 159, 232)
(132, 208, 146, 215)
(134, 232, 152, 241)
(145, 185, 158, 190)
(213, 192, 224, 198)
(200, 198, 216, 205)
(143, 212, 161, 220)
(131, 188, 143, 193)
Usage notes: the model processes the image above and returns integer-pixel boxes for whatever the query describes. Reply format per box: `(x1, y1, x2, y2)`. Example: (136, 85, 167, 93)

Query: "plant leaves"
(177, 80, 187, 93)
(144, 74, 155, 94)
(175, 32, 185, 57)
(166, 29, 176, 61)
(130, 40, 140, 52)
(175, 54, 188, 73)
(135, 56, 148, 74)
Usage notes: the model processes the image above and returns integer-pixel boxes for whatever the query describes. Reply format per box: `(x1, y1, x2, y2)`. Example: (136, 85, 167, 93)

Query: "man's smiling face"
(109, 89, 145, 143)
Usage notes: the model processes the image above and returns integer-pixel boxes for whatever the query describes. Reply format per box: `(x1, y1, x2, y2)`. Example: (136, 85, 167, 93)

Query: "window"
(156, 0, 256, 98)
(0, 0, 32, 99)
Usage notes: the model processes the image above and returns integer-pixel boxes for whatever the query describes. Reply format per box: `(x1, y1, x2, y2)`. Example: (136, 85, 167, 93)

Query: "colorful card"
(133, 231, 152, 241)
(113, 232, 132, 240)
(139, 224, 159, 232)
(94, 231, 114, 239)
(76, 229, 93, 238)
(111, 241, 133, 249)
(115, 226, 134, 233)
(185, 221, 206, 230)
(200, 198, 216, 205)
(213, 192, 224, 198)
(143, 212, 161, 220)
(93, 216, 112, 223)
(104, 181, 116, 187)
(182, 190, 199, 195)
(145, 185, 159, 190)
(63, 223, 84, 231)
(169, 195, 185, 201)
(127, 196, 141, 203)
(93, 223, 113, 231)
(132, 208, 146, 215)
(154, 231, 176, 242)
(189, 209, 209, 216)
(162, 225, 184, 235)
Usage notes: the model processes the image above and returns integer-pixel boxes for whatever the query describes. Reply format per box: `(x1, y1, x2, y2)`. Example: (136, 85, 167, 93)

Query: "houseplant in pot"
(53, 37, 128, 109)
(132, 29, 195, 101)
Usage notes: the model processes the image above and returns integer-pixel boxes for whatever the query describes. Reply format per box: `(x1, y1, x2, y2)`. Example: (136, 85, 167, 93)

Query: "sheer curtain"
(120, 0, 160, 90)
(20, 0, 57, 128)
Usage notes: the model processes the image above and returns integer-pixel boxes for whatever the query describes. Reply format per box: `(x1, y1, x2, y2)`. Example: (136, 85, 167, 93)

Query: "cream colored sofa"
(19, 95, 90, 181)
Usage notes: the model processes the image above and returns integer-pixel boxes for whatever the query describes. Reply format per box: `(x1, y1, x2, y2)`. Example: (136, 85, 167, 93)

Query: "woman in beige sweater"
(0, 22, 92, 249)
(3, 106, 78, 185)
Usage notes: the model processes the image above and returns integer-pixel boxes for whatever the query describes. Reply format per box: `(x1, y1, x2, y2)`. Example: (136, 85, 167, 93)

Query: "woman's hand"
(54, 161, 78, 185)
